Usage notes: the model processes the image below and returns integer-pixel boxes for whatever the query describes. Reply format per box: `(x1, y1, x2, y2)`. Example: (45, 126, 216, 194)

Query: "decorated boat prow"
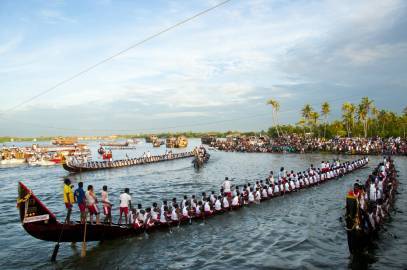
(17, 182, 136, 242)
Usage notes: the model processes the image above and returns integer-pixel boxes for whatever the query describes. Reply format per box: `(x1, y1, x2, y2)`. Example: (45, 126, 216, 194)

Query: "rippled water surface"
(0, 139, 406, 270)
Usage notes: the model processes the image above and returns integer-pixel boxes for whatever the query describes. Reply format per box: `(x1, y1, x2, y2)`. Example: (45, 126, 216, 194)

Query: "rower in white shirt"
(214, 197, 222, 211)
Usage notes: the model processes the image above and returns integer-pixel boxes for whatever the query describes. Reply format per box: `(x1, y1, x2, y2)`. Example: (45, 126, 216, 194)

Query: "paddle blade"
(81, 242, 87, 258)
(51, 243, 60, 262)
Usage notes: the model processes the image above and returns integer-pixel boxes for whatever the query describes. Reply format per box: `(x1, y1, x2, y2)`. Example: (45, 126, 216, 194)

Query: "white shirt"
(119, 193, 131, 208)
(231, 196, 239, 206)
(195, 206, 201, 215)
(295, 180, 300, 189)
(262, 189, 268, 198)
(204, 202, 211, 212)
(215, 199, 222, 210)
(222, 197, 229, 208)
(151, 210, 158, 220)
(255, 190, 261, 200)
(248, 192, 254, 202)
(223, 180, 232, 192)
(182, 206, 189, 217)
(159, 210, 166, 222)
(369, 184, 377, 201)
(85, 191, 96, 205)
(171, 209, 178, 221)
(101, 191, 110, 207)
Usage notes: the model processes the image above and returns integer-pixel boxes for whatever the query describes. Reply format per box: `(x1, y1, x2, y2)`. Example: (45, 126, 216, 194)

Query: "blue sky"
(0, 0, 406, 136)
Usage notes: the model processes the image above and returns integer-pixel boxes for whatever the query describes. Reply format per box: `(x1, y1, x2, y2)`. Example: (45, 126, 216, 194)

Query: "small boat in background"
(28, 159, 56, 166)
(177, 136, 188, 148)
(145, 135, 158, 143)
(100, 141, 129, 147)
(0, 158, 26, 165)
(201, 135, 217, 145)
(52, 137, 78, 145)
(166, 136, 188, 148)
(152, 139, 164, 147)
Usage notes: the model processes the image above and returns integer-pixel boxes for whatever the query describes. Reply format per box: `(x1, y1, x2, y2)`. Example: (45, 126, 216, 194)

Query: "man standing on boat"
(101, 185, 113, 225)
(86, 185, 101, 225)
(63, 178, 74, 224)
(222, 177, 232, 199)
(119, 188, 132, 225)
(74, 182, 86, 224)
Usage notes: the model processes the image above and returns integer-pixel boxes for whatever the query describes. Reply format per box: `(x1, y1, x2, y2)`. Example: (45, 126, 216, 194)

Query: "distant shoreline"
(0, 131, 265, 143)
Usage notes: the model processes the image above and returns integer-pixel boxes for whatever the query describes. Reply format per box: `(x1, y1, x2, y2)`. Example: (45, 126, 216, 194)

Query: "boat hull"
(62, 152, 194, 173)
(0, 159, 26, 165)
(19, 159, 368, 243)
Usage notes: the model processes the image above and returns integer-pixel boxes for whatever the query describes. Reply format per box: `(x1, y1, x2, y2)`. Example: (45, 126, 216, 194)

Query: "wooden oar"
(51, 212, 69, 262)
(79, 167, 88, 258)
(81, 211, 88, 258)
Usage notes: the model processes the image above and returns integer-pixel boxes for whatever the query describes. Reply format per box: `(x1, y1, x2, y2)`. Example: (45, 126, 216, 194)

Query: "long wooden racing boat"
(19, 158, 368, 243)
(100, 142, 129, 147)
(345, 157, 398, 254)
(62, 151, 195, 173)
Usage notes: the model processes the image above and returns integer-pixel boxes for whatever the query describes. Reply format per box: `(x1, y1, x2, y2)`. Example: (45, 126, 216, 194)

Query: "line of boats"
(0, 144, 91, 166)
(145, 135, 188, 148)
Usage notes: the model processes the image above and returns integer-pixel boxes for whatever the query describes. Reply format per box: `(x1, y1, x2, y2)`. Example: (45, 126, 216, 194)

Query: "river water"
(0, 139, 406, 270)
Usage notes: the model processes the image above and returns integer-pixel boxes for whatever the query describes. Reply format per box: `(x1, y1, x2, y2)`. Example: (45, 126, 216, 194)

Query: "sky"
(0, 0, 406, 136)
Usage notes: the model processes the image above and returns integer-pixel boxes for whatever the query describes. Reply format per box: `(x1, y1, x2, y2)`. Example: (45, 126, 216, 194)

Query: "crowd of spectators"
(209, 135, 407, 155)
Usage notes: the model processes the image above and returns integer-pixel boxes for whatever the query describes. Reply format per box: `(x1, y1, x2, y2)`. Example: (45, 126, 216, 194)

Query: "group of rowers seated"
(127, 157, 368, 229)
(347, 157, 397, 233)
(69, 151, 193, 168)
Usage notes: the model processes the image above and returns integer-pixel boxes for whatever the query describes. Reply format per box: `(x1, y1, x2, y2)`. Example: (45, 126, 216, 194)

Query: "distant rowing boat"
(100, 142, 129, 147)
(106, 146, 138, 150)
(62, 151, 195, 173)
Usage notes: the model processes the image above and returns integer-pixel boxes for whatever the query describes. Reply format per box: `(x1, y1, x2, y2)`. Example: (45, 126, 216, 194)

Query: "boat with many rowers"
(18, 157, 368, 244)
(100, 141, 129, 147)
(345, 157, 398, 254)
(62, 151, 195, 173)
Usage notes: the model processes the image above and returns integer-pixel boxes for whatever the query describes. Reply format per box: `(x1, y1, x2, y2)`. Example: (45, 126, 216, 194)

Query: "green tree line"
(267, 97, 407, 138)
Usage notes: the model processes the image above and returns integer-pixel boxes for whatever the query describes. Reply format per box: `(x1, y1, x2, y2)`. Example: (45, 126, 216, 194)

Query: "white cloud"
(0, 35, 23, 56)
(1, 0, 406, 135)
(39, 9, 77, 24)
(152, 111, 209, 119)
(339, 43, 407, 65)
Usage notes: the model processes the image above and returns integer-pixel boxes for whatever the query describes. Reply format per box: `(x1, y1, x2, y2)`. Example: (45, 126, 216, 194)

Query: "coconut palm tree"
(267, 99, 281, 137)
(310, 111, 320, 136)
(321, 102, 330, 138)
(358, 97, 374, 138)
(371, 106, 380, 136)
(301, 104, 313, 132)
(377, 110, 388, 134)
(297, 118, 306, 136)
(342, 102, 353, 137)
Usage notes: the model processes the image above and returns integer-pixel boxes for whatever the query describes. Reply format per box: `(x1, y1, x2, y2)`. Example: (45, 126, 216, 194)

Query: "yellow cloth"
(63, 184, 74, 203)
